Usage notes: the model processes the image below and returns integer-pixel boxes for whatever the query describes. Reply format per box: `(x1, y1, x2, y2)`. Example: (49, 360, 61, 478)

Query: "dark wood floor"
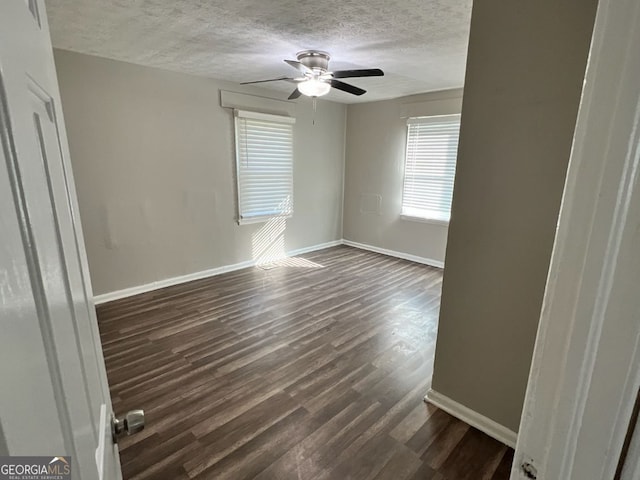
(97, 245, 513, 480)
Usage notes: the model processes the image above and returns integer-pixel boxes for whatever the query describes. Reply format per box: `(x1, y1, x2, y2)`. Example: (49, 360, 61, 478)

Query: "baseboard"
(93, 240, 342, 305)
(424, 389, 518, 448)
(287, 240, 342, 256)
(93, 238, 441, 305)
(342, 239, 444, 269)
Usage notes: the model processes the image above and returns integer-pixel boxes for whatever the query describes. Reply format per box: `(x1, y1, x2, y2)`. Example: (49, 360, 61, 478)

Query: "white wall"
(54, 50, 346, 296)
(342, 90, 463, 266)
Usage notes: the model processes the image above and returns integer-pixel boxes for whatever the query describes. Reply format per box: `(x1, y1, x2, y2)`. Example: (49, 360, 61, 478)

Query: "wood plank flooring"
(97, 245, 514, 480)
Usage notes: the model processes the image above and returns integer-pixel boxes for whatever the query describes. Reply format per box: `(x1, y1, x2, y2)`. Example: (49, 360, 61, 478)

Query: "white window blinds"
(402, 114, 461, 223)
(234, 110, 295, 224)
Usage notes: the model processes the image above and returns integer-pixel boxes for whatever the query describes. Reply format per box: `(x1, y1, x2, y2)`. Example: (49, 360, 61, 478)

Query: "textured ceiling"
(45, 0, 472, 104)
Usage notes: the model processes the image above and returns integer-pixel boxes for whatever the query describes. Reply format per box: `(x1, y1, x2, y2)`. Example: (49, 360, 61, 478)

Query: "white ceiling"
(45, 0, 472, 104)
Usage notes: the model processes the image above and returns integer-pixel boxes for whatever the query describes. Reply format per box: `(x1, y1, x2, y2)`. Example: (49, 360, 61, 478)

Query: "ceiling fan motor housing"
(297, 50, 330, 73)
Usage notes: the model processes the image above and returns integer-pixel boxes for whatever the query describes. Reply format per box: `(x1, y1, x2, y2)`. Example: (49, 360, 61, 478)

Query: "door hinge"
(521, 461, 538, 479)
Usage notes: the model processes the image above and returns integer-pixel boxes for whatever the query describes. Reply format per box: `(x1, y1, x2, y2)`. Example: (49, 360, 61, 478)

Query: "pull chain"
(312, 97, 317, 125)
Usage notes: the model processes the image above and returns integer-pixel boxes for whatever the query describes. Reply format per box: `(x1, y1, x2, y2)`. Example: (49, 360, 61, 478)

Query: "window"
(234, 110, 295, 224)
(401, 114, 461, 224)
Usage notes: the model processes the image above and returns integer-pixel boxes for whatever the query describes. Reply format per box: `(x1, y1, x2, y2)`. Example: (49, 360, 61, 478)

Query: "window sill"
(238, 214, 292, 225)
(400, 214, 450, 227)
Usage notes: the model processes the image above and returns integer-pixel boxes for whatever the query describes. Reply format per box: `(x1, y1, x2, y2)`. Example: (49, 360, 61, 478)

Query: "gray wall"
(343, 90, 463, 265)
(431, 0, 598, 431)
(54, 50, 346, 296)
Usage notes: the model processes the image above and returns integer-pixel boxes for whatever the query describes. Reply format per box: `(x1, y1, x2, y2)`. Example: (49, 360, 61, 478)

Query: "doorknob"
(111, 409, 145, 443)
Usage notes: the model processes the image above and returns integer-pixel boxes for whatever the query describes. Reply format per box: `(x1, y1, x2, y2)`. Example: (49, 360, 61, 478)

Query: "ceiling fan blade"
(288, 88, 302, 100)
(284, 59, 312, 75)
(331, 68, 384, 79)
(240, 76, 294, 85)
(329, 79, 366, 96)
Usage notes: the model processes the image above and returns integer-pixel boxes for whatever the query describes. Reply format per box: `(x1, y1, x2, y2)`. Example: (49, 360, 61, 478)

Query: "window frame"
(233, 109, 295, 225)
(400, 113, 461, 226)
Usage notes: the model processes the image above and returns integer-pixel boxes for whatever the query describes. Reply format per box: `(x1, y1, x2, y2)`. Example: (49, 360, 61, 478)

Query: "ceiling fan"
(241, 50, 384, 99)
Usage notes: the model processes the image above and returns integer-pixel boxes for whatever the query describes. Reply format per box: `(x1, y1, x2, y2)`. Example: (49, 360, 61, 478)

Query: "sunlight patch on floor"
(258, 256, 324, 269)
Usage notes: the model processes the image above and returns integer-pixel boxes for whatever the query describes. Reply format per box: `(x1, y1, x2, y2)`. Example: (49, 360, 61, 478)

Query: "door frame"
(511, 0, 640, 477)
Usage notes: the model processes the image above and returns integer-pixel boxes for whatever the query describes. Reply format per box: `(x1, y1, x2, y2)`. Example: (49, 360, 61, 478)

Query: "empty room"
(4, 0, 640, 479)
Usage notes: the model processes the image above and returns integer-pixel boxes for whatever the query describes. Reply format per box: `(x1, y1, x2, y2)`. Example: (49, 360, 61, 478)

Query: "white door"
(511, 0, 640, 477)
(0, 1, 124, 478)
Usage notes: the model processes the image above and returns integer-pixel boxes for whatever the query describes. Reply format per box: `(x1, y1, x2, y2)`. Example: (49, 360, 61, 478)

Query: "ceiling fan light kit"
(240, 50, 384, 100)
(297, 77, 331, 97)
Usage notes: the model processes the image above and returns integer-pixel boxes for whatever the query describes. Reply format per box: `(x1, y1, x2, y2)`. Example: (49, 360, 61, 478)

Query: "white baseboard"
(93, 240, 342, 305)
(424, 389, 518, 448)
(342, 239, 444, 269)
(93, 239, 442, 305)
(287, 240, 342, 256)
